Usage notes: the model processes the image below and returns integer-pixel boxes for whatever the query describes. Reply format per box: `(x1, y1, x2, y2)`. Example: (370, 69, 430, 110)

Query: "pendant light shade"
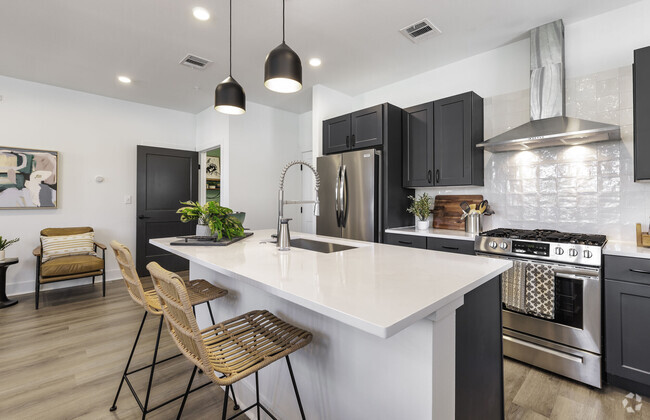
(215, 0, 246, 115)
(215, 76, 246, 115)
(264, 42, 302, 93)
(264, 0, 302, 93)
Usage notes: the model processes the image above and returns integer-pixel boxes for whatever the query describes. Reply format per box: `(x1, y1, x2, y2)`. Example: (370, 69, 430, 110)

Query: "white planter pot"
(0, 250, 4, 261)
(416, 219, 429, 231)
(196, 224, 212, 237)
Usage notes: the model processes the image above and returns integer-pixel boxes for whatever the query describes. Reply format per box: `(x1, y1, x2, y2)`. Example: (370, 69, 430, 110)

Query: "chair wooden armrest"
(94, 242, 107, 250)
(33, 246, 42, 257)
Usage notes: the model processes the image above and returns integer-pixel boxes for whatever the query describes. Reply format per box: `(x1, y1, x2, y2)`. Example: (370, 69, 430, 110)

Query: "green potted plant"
(177, 201, 245, 240)
(407, 193, 432, 231)
(0, 236, 19, 261)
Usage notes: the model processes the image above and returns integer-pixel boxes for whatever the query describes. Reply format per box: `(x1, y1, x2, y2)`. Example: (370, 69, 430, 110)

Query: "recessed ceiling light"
(192, 7, 210, 21)
(309, 57, 322, 67)
(117, 75, 132, 84)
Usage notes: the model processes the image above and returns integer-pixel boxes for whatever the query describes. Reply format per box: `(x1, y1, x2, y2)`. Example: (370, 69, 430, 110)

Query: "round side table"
(0, 257, 19, 308)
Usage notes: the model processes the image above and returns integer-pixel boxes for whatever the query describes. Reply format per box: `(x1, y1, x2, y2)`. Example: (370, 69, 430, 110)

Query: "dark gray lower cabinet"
(456, 276, 504, 420)
(426, 237, 475, 255)
(383, 232, 426, 248)
(605, 269, 650, 395)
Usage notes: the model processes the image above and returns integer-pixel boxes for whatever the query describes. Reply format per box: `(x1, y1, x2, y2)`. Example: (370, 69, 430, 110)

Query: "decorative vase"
(0, 250, 4, 261)
(416, 219, 429, 231)
(196, 224, 212, 237)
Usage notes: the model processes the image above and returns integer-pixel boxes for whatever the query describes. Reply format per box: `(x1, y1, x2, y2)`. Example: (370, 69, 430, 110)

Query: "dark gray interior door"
(136, 146, 198, 276)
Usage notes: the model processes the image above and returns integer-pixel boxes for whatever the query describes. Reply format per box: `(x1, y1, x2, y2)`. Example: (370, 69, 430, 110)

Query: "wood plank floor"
(1, 278, 648, 419)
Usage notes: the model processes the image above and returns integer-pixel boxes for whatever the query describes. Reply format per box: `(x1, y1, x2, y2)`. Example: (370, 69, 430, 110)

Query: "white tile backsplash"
(416, 65, 650, 242)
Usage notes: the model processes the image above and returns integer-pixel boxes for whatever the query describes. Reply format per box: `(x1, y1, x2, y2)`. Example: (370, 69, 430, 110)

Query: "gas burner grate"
(480, 228, 607, 246)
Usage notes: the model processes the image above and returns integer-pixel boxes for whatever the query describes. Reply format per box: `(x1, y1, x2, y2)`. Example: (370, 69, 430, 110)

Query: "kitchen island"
(151, 230, 511, 419)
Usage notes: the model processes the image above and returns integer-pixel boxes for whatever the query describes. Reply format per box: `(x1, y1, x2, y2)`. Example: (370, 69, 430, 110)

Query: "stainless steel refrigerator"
(316, 149, 381, 242)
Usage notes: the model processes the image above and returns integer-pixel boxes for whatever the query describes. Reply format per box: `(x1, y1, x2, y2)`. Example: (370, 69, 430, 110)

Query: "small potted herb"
(177, 201, 245, 240)
(407, 193, 432, 231)
(0, 236, 19, 261)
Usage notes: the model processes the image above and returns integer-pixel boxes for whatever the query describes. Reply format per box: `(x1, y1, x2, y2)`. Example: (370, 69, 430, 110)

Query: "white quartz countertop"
(150, 230, 511, 338)
(385, 226, 477, 242)
(604, 241, 650, 260)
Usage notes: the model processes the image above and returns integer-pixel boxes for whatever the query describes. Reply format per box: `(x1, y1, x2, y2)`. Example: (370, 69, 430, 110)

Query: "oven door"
(479, 253, 602, 354)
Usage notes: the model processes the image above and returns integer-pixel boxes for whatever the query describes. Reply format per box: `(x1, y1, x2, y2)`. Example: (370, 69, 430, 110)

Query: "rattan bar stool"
(147, 262, 313, 420)
(109, 241, 238, 419)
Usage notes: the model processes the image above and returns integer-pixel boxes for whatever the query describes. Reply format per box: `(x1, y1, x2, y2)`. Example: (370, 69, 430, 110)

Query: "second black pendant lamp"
(215, 0, 246, 115)
(264, 0, 302, 93)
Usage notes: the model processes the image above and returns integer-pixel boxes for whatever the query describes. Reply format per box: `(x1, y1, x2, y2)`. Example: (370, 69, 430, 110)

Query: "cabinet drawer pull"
(351, 134, 356, 147)
(427, 170, 432, 183)
(629, 268, 650, 275)
(441, 246, 459, 251)
(346, 135, 350, 148)
(398, 240, 412, 245)
(436, 169, 440, 183)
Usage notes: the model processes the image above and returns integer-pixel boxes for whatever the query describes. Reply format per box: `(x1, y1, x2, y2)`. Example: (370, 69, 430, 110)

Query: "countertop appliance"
(475, 228, 607, 388)
(317, 149, 381, 242)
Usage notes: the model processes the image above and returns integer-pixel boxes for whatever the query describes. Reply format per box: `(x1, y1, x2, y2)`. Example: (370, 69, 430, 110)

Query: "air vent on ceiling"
(400, 19, 441, 43)
(180, 54, 212, 69)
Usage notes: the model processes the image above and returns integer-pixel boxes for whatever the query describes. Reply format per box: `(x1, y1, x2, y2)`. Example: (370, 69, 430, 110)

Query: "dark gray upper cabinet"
(403, 91, 484, 188)
(434, 92, 484, 186)
(604, 255, 650, 396)
(403, 103, 434, 187)
(634, 46, 650, 181)
(322, 105, 383, 155)
(322, 114, 351, 155)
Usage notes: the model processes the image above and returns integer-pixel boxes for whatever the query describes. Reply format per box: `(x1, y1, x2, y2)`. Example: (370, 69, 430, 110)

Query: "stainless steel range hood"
(476, 20, 620, 153)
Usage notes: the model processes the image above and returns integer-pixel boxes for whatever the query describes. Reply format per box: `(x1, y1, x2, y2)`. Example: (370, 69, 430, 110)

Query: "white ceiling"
(0, 0, 641, 114)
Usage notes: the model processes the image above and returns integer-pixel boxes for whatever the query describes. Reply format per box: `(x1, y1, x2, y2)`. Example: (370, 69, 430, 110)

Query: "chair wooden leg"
(34, 276, 40, 310)
(102, 270, 106, 297)
(92, 276, 95, 284)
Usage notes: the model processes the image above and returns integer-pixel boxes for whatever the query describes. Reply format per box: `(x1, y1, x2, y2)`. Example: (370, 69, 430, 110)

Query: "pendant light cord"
(229, 0, 232, 75)
(282, 0, 285, 42)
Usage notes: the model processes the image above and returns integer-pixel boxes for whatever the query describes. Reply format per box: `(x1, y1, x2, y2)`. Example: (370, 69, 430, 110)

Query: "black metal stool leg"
(229, 383, 240, 411)
(286, 356, 306, 420)
(110, 311, 148, 411)
(206, 301, 216, 324)
(176, 365, 197, 420)
(221, 385, 230, 420)
(256, 371, 261, 419)
(141, 315, 164, 419)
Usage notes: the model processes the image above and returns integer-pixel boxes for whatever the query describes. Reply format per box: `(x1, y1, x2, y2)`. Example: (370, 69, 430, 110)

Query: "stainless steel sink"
(290, 238, 357, 253)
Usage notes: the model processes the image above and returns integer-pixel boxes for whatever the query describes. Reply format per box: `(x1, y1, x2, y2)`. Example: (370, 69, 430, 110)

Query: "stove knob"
(555, 247, 564, 255)
(500, 242, 509, 250)
(568, 248, 578, 257)
(489, 241, 498, 249)
(583, 250, 593, 259)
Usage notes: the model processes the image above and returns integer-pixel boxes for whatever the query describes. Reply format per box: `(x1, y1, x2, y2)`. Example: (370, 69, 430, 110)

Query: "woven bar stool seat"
(147, 262, 313, 420)
(108, 241, 237, 419)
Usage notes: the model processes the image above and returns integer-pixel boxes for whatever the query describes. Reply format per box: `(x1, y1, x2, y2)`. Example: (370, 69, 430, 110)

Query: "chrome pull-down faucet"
(277, 160, 320, 243)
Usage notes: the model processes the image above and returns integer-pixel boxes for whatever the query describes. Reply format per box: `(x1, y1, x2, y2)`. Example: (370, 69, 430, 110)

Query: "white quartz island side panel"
(150, 230, 511, 419)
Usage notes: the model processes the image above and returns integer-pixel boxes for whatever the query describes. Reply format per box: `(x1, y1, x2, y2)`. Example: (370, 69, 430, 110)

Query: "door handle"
(398, 240, 413, 245)
(335, 166, 342, 227)
(351, 134, 356, 147)
(427, 170, 432, 184)
(341, 165, 348, 228)
(138, 215, 151, 220)
(435, 169, 440, 183)
(630, 268, 650, 275)
(441, 246, 459, 251)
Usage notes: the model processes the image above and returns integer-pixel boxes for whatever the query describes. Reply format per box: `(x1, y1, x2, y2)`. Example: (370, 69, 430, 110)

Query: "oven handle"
(503, 335, 584, 364)
(477, 252, 600, 277)
(554, 272, 600, 282)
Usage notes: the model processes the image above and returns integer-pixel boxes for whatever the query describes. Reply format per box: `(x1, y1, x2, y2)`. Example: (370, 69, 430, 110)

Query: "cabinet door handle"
(346, 135, 350, 148)
(436, 169, 440, 183)
(398, 240, 413, 245)
(351, 134, 356, 147)
(441, 246, 459, 251)
(629, 268, 650, 275)
(427, 170, 432, 183)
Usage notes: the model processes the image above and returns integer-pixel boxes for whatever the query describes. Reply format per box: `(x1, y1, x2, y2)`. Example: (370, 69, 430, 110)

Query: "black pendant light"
(264, 0, 302, 93)
(215, 0, 245, 115)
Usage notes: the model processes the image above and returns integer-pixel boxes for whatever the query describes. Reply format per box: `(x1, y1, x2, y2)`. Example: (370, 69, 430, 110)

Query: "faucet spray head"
(313, 199, 320, 217)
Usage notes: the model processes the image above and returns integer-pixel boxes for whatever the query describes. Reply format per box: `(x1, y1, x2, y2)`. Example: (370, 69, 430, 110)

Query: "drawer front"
(427, 237, 475, 255)
(384, 233, 426, 249)
(605, 255, 650, 285)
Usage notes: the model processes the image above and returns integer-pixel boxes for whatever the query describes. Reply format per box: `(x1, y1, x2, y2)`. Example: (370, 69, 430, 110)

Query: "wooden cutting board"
(432, 195, 484, 231)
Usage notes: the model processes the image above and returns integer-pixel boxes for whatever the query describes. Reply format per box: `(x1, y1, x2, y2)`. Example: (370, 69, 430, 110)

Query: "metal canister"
(465, 212, 483, 234)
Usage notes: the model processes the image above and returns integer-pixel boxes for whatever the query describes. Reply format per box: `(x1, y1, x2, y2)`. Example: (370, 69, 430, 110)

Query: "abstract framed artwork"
(206, 156, 220, 179)
(0, 147, 58, 209)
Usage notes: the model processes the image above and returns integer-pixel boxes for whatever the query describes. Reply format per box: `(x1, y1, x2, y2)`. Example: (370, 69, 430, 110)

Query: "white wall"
(0, 75, 196, 296)
(195, 107, 229, 206)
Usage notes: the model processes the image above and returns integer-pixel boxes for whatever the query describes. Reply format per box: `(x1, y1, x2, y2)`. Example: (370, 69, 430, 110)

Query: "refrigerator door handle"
(341, 165, 348, 227)
(335, 166, 342, 227)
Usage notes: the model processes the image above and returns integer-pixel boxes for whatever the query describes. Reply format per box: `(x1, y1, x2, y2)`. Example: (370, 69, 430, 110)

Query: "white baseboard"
(7, 268, 122, 297)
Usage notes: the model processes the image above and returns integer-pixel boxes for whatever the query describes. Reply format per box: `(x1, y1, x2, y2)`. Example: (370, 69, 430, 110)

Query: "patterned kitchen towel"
(525, 262, 555, 319)
(501, 260, 527, 313)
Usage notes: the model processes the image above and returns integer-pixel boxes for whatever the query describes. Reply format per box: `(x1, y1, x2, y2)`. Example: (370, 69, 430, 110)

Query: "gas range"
(475, 228, 607, 267)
